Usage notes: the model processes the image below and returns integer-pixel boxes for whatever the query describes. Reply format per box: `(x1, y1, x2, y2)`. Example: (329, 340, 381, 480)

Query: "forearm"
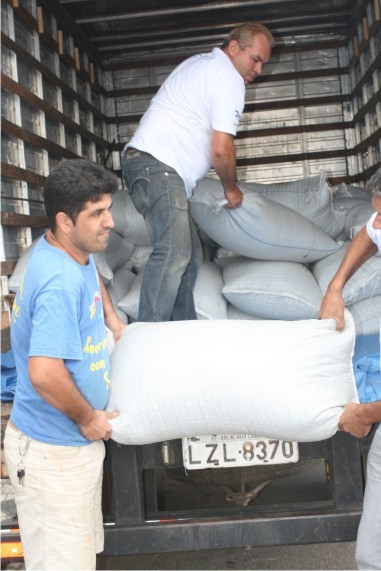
(28, 356, 116, 440)
(326, 227, 377, 293)
(211, 130, 237, 192)
(29, 356, 94, 424)
(319, 227, 377, 329)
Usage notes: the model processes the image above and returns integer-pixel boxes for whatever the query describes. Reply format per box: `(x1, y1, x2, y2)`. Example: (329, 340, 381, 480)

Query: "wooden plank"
(1, 34, 105, 119)
(1, 73, 109, 148)
(74, 46, 81, 71)
(236, 148, 353, 167)
(37, 5, 44, 34)
(353, 127, 381, 153)
(354, 91, 381, 123)
(1, 163, 46, 186)
(2, 118, 79, 159)
(1, 211, 48, 229)
(37, 0, 102, 64)
(1, 260, 17, 276)
(350, 51, 381, 94)
(58, 29, 64, 54)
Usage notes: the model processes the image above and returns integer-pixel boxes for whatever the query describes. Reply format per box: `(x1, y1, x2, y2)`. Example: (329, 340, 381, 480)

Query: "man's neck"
(45, 230, 89, 265)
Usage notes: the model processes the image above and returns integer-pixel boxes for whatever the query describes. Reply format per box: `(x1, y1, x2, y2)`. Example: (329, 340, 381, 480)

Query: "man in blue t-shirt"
(320, 166, 381, 570)
(4, 159, 126, 571)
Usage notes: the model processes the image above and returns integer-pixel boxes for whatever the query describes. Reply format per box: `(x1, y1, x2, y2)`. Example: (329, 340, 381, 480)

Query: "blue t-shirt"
(10, 236, 111, 446)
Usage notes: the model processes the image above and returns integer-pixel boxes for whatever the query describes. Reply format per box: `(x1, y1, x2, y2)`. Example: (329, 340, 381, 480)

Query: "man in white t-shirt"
(122, 22, 274, 322)
(320, 166, 381, 570)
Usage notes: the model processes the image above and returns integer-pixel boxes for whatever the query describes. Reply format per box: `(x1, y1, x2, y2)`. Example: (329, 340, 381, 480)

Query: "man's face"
(69, 194, 114, 255)
(372, 196, 381, 230)
(229, 33, 271, 85)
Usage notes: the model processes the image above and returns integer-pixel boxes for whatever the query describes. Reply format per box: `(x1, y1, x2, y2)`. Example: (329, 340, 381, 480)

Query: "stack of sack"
(102, 171, 379, 356)
(10, 171, 377, 341)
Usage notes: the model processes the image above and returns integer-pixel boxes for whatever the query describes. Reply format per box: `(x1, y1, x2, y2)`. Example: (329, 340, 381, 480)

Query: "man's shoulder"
(366, 213, 381, 248)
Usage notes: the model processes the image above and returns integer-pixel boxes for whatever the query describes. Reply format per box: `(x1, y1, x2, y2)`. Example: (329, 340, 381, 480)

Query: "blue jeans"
(122, 149, 203, 322)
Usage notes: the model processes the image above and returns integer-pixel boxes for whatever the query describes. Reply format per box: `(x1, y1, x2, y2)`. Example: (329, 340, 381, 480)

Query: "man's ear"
(56, 211, 73, 234)
(228, 39, 240, 57)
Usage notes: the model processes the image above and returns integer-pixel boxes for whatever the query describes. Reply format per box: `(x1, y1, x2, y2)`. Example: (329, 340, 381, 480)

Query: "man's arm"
(28, 356, 117, 441)
(98, 272, 126, 342)
(339, 401, 381, 438)
(319, 227, 377, 330)
(211, 130, 243, 209)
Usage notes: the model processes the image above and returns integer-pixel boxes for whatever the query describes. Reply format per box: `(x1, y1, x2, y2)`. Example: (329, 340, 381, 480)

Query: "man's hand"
(106, 314, 126, 343)
(319, 288, 345, 331)
(339, 403, 373, 438)
(224, 185, 243, 209)
(79, 409, 119, 441)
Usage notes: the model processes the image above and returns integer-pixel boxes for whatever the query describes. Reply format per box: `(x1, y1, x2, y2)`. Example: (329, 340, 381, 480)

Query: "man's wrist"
(360, 402, 381, 425)
(76, 408, 96, 426)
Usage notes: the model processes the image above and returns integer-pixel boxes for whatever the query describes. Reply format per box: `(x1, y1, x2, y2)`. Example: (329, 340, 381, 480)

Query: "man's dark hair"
(43, 159, 119, 230)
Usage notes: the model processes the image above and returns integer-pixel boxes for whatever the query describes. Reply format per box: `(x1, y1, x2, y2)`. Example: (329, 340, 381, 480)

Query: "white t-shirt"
(366, 212, 381, 251)
(126, 48, 245, 197)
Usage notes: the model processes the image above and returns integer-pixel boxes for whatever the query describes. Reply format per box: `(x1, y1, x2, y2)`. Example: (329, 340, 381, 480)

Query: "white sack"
(108, 312, 358, 444)
(111, 189, 151, 246)
(312, 242, 381, 305)
(334, 182, 371, 200)
(123, 245, 153, 273)
(344, 203, 375, 239)
(222, 257, 322, 320)
(227, 304, 261, 320)
(118, 260, 228, 320)
(93, 252, 114, 284)
(190, 179, 339, 263)
(106, 265, 137, 324)
(191, 260, 227, 320)
(104, 230, 135, 272)
(117, 272, 141, 319)
(106, 266, 136, 324)
(332, 196, 371, 212)
(239, 171, 345, 238)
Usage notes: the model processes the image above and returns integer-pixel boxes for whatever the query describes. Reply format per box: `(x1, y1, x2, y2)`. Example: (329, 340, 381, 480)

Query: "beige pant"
(4, 423, 105, 571)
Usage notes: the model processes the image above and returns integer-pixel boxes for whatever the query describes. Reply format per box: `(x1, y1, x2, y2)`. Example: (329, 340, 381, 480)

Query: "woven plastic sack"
(237, 171, 345, 238)
(222, 257, 322, 320)
(118, 260, 227, 320)
(312, 242, 381, 305)
(189, 179, 339, 263)
(108, 311, 358, 444)
(111, 189, 151, 246)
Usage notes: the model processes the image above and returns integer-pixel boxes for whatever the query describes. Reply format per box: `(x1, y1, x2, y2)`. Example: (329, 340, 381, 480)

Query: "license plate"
(182, 434, 299, 470)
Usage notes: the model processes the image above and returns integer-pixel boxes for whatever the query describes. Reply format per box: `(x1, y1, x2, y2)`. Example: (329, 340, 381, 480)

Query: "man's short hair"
(221, 22, 275, 50)
(43, 159, 119, 230)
